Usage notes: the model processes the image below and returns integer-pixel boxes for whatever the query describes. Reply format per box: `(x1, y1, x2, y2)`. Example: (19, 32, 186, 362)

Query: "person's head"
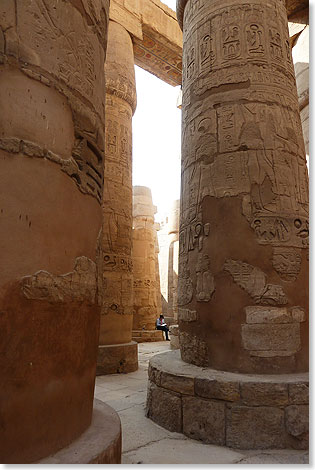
(160, 314, 164, 319)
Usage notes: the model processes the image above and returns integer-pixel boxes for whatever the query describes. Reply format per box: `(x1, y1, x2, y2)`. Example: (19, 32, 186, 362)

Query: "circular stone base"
(146, 350, 309, 450)
(39, 399, 121, 463)
(169, 324, 179, 350)
(97, 341, 138, 375)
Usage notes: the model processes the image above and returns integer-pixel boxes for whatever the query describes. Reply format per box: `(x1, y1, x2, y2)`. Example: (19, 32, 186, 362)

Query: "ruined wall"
(0, 0, 109, 462)
(177, 0, 309, 374)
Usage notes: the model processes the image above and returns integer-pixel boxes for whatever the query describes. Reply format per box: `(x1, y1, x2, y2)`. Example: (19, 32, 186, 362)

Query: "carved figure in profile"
(224, 259, 288, 305)
(196, 253, 215, 302)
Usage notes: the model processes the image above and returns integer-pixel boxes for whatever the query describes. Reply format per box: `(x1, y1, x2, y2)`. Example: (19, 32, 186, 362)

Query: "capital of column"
(105, 21, 137, 114)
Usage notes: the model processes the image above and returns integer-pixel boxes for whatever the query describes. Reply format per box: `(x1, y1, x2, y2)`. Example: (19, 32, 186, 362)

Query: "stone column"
(154, 226, 163, 317)
(132, 186, 164, 342)
(167, 199, 180, 325)
(0, 0, 121, 463)
(146, 0, 308, 450)
(177, 0, 308, 374)
(97, 21, 138, 375)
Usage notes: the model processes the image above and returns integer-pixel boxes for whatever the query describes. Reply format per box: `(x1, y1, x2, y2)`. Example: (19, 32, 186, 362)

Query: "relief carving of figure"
(196, 254, 215, 302)
(224, 259, 288, 305)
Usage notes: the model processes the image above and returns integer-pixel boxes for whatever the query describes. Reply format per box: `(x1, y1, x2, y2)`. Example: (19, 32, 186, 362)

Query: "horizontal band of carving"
(0, 137, 103, 203)
(21, 256, 97, 304)
(106, 77, 137, 115)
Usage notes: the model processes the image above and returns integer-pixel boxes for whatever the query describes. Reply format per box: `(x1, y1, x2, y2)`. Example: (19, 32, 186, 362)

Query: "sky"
(132, 0, 181, 222)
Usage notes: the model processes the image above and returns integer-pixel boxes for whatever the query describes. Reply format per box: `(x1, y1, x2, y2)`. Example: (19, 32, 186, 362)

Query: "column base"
(132, 329, 164, 342)
(169, 325, 179, 350)
(39, 399, 121, 463)
(97, 341, 138, 375)
(146, 350, 309, 451)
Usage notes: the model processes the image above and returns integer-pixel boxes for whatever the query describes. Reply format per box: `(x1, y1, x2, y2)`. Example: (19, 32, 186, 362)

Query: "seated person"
(156, 314, 170, 341)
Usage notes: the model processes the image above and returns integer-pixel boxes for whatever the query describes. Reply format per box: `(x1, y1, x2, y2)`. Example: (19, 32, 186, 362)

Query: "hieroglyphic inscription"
(179, 0, 308, 370)
(16, 0, 106, 120)
(224, 259, 288, 305)
(272, 248, 302, 281)
(179, 221, 210, 254)
(178, 254, 194, 306)
(103, 253, 133, 272)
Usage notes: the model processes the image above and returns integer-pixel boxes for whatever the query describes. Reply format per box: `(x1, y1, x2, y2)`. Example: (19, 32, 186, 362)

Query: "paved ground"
(94, 342, 309, 465)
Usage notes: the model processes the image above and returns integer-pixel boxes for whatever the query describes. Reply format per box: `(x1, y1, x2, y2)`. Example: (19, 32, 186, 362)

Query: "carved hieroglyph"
(0, 0, 109, 463)
(177, 0, 309, 373)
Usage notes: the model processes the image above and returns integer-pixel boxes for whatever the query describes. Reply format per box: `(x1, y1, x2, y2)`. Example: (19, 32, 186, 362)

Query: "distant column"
(167, 199, 180, 325)
(132, 186, 164, 342)
(97, 20, 138, 375)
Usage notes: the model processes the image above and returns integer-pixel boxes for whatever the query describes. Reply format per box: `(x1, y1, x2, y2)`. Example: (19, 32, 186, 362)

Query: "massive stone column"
(167, 199, 180, 325)
(147, 0, 308, 450)
(132, 186, 164, 342)
(0, 0, 121, 464)
(97, 21, 138, 375)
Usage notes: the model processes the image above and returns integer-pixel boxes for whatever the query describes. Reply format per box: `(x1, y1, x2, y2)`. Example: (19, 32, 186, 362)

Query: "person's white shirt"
(156, 317, 167, 327)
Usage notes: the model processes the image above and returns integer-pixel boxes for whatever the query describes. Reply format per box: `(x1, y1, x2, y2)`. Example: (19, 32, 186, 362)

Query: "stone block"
(226, 406, 285, 449)
(182, 396, 225, 446)
(291, 307, 306, 323)
(178, 308, 198, 322)
(242, 323, 301, 356)
(241, 382, 288, 406)
(148, 363, 162, 386)
(96, 342, 138, 375)
(245, 306, 292, 324)
(160, 372, 194, 395)
(170, 335, 180, 350)
(195, 377, 240, 402)
(146, 382, 182, 433)
(285, 405, 309, 438)
(179, 332, 208, 367)
(288, 383, 309, 404)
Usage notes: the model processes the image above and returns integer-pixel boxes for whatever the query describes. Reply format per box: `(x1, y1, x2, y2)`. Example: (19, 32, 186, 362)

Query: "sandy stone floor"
(94, 342, 309, 465)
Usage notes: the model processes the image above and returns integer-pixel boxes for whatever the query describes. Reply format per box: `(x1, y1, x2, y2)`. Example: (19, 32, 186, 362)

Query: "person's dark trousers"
(156, 325, 169, 340)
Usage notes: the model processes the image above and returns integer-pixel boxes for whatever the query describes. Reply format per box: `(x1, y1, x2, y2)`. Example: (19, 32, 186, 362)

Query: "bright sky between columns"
(132, 0, 181, 222)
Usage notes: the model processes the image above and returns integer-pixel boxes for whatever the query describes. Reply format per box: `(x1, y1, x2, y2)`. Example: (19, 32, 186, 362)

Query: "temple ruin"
(0, 0, 309, 463)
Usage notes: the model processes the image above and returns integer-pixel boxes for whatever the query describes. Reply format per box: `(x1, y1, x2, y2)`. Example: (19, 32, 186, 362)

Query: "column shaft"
(0, 0, 109, 462)
(97, 21, 138, 374)
(178, 0, 309, 374)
